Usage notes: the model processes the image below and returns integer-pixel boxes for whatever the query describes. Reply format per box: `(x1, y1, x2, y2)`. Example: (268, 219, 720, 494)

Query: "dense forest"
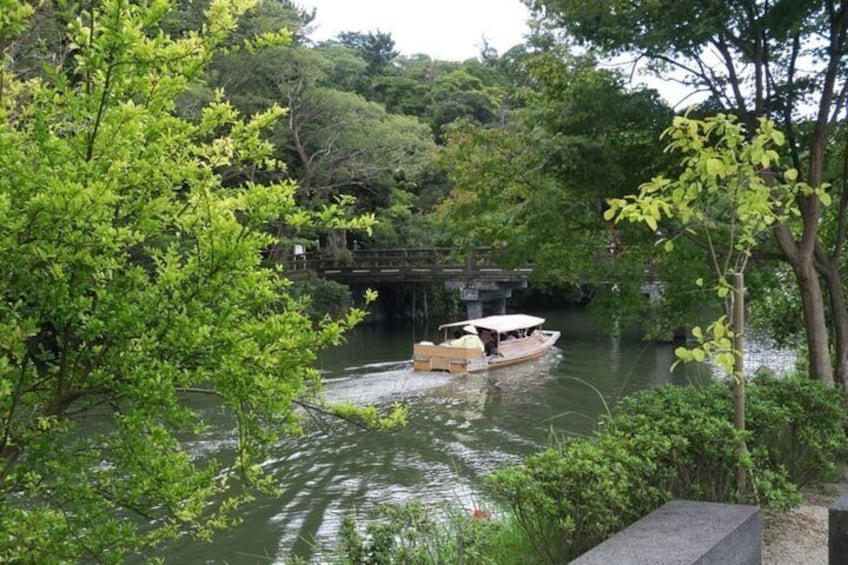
(1, 0, 847, 561)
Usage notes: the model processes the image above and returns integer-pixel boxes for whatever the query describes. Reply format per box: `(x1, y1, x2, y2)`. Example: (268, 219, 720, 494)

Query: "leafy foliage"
(531, 0, 848, 384)
(607, 114, 819, 254)
(289, 272, 354, 319)
(0, 1, 399, 561)
(746, 372, 848, 486)
(435, 55, 673, 334)
(488, 433, 669, 562)
(336, 501, 538, 565)
(607, 114, 823, 373)
(487, 375, 845, 561)
(333, 31, 398, 77)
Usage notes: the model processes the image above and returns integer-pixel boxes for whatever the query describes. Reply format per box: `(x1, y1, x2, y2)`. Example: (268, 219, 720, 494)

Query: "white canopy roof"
(438, 314, 546, 334)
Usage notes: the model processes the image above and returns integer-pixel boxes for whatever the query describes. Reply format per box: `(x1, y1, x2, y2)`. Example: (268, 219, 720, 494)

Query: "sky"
(299, 0, 532, 61)
(295, 0, 702, 108)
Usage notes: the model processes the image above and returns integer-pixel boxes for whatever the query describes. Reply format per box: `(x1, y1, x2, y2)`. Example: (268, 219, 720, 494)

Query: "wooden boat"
(412, 314, 561, 373)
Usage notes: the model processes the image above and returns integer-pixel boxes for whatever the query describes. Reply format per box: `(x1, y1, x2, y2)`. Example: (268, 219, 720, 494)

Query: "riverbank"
(763, 479, 848, 564)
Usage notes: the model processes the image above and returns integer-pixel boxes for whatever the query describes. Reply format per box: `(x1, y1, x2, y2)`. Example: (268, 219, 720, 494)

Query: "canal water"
(163, 308, 792, 563)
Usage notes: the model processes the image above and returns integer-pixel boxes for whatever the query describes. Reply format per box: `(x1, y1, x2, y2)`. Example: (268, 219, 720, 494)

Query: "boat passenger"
(480, 329, 496, 355)
(451, 325, 485, 351)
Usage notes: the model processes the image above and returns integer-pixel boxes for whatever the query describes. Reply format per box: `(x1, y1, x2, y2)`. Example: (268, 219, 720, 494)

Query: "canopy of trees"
(528, 0, 848, 383)
(3, 0, 848, 559)
(0, 0, 395, 561)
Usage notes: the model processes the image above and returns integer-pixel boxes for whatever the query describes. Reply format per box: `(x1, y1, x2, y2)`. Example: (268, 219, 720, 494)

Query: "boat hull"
(413, 330, 560, 373)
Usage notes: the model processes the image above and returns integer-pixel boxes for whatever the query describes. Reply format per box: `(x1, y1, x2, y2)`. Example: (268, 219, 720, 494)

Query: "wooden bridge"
(286, 247, 531, 318)
(287, 247, 532, 284)
(284, 246, 662, 319)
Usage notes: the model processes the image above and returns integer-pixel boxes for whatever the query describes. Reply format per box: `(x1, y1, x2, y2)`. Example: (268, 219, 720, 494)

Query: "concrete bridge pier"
(446, 280, 527, 320)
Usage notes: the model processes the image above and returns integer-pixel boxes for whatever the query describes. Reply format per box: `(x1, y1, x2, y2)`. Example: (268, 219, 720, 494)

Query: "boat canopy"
(438, 314, 545, 334)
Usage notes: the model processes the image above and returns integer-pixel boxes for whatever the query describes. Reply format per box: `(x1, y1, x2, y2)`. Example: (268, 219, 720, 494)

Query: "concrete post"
(465, 300, 483, 320)
(491, 298, 506, 315)
(571, 500, 760, 565)
(829, 492, 848, 564)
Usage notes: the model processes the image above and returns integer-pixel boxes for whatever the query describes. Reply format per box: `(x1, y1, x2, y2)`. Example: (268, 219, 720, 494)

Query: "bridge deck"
(286, 247, 532, 283)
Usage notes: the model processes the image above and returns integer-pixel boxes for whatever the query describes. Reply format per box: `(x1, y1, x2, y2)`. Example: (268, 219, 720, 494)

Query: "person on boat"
(450, 325, 485, 351)
(480, 329, 496, 355)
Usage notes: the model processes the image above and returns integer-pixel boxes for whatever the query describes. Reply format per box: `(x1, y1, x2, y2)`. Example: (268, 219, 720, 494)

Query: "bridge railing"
(292, 247, 505, 271)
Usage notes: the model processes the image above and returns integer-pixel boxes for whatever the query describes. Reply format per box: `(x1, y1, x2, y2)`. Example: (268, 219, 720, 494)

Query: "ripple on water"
(321, 364, 453, 405)
(162, 315, 800, 564)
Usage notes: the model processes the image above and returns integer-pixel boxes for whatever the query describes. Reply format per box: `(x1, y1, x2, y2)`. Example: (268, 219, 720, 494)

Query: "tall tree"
(333, 30, 398, 76)
(0, 1, 397, 561)
(204, 20, 436, 249)
(529, 0, 848, 382)
(436, 55, 672, 286)
(608, 114, 825, 499)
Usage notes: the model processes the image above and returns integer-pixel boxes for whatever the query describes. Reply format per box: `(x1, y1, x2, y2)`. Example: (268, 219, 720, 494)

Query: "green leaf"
(820, 191, 832, 206)
(706, 157, 724, 177)
(645, 215, 658, 231)
(675, 347, 692, 361)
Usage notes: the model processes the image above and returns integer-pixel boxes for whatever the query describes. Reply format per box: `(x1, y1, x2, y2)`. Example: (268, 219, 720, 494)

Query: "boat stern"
(412, 342, 485, 373)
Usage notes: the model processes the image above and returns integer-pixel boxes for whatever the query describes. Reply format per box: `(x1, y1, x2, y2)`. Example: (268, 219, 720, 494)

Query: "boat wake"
(322, 363, 453, 405)
(320, 347, 564, 408)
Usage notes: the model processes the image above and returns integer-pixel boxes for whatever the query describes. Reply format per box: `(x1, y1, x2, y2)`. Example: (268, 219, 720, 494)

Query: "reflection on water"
(161, 309, 790, 564)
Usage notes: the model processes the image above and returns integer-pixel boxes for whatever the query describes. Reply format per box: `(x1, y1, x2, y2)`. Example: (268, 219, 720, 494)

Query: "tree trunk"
(794, 258, 834, 384)
(731, 272, 746, 502)
(819, 260, 848, 386)
(774, 219, 834, 384)
(326, 229, 347, 250)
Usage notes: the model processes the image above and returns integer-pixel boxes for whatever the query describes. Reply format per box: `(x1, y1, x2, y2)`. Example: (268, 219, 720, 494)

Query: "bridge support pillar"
(446, 280, 527, 319)
(490, 298, 506, 315)
(465, 300, 484, 319)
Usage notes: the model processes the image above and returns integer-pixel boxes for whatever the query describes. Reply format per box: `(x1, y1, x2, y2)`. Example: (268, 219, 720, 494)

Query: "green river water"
(160, 308, 792, 563)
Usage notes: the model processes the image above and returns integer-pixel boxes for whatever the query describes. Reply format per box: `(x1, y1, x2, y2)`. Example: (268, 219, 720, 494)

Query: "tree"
(200, 23, 437, 252)
(436, 55, 674, 330)
(529, 0, 848, 383)
(607, 113, 824, 500)
(0, 1, 400, 561)
(425, 68, 502, 138)
(333, 30, 398, 76)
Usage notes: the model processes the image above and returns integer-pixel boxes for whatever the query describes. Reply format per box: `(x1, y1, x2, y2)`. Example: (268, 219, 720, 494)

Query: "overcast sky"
(295, 1, 703, 108)
(299, 0, 532, 61)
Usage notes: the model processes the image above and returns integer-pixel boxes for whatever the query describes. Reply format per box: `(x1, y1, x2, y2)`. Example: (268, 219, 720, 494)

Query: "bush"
(335, 501, 537, 565)
(487, 375, 846, 561)
(603, 383, 743, 502)
(332, 376, 847, 564)
(606, 382, 802, 508)
(746, 372, 848, 486)
(487, 434, 670, 562)
(289, 272, 353, 319)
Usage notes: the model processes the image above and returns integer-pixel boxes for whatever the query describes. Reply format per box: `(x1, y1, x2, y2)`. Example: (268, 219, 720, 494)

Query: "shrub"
(606, 382, 802, 508)
(487, 376, 843, 561)
(603, 383, 743, 501)
(335, 501, 537, 565)
(486, 434, 670, 561)
(289, 272, 353, 319)
(746, 372, 848, 486)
